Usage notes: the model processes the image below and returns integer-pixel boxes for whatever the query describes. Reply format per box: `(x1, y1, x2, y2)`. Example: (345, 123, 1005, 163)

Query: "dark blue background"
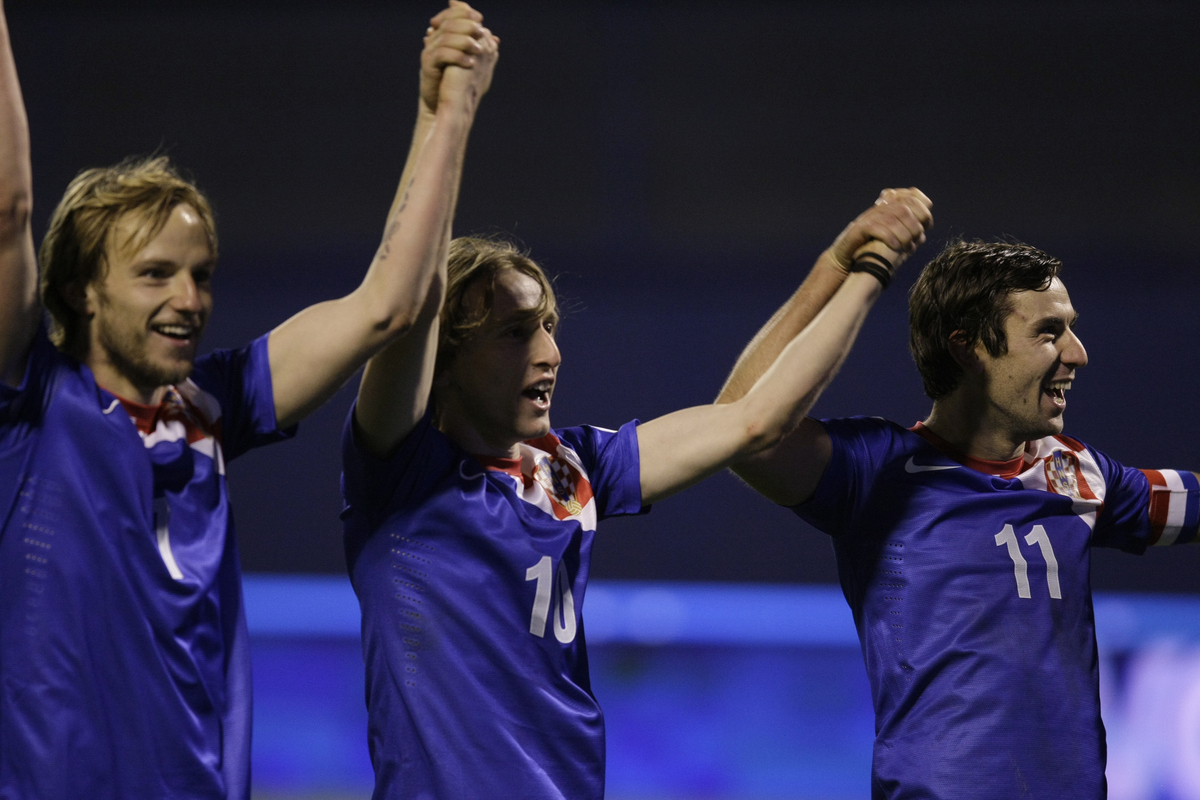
(10, 1, 1199, 588)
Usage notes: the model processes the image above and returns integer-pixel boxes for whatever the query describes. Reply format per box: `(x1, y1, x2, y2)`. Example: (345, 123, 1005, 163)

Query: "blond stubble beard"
(92, 297, 197, 394)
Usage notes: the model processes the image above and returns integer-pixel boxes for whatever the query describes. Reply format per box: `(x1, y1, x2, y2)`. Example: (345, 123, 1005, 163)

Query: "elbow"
(364, 302, 419, 344)
(0, 191, 31, 244)
(372, 314, 416, 345)
(362, 271, 444, 341)
(737, 395, 814, 458)
(739, 412, 791, 458)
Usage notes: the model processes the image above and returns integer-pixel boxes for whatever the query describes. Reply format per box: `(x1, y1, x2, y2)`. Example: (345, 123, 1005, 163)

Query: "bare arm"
(717, 188, 932, 403)
(638, 189, 933, 504)
(0, 2, 39, 387)
(712, 189, 932, 506)
(352, 3, 498, 457)
(267, 2, 497, 431)
(383, 4, 475, 228)
(637, 271, 885, 504)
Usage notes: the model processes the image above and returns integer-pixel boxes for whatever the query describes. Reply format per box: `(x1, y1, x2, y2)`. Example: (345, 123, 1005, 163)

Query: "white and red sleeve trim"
(1141, 469, 1200, 546)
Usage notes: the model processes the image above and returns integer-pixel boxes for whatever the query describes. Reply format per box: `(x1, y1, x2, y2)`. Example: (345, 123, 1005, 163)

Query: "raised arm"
(0, 3, 39, 387)
(351, 5, 498, 456)
(716, 188, 932, 403)
(266, 1, 497, 430)
(711, 189, 932, 506)
(636, 190, 932, 505)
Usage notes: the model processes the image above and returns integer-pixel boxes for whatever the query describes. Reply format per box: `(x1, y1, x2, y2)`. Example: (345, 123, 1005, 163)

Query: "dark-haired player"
(719, 237, 1200, 798)
(0, 3, 496, 797)
(340, 187, 933, 798)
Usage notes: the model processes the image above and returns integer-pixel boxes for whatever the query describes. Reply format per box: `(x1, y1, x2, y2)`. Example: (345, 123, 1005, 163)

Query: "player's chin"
(521, 416, 551, 441)
(156, 355, 196, 386)
(1032, 396, 1066, 428)
(1034, 414, 1065, 439)
(124, 353, 194, 391)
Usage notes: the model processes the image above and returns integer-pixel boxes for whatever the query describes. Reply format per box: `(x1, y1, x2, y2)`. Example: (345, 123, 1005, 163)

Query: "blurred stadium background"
(10, 1, 1199, 796)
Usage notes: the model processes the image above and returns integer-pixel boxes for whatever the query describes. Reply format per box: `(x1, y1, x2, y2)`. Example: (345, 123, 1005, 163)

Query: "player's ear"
(63, 281, 92, 315)
(947, 331, 984, 375)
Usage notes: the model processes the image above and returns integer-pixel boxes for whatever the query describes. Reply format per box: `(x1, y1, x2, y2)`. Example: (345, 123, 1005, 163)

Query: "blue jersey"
(795, 417, 1200, 800)
(341, 411, 646, 800)
(0, 326, 293, 800)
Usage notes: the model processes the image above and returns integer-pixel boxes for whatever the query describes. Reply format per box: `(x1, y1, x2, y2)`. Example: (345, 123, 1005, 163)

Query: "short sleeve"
(550, 421, 648, 520)
(0, 325, 59, 523)
(340, 406, 453, 521)
(188, 334, 296, 462)
(791, 416, 892, 538)
(0, 323, 56, 434)
(1091, 443, 1200, 552)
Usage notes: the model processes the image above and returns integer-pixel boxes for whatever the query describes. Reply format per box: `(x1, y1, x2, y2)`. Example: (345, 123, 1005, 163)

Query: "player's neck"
(436, 413, 522, 460)
(86, 356, 170, 407)
(923, 396, 1025, 463)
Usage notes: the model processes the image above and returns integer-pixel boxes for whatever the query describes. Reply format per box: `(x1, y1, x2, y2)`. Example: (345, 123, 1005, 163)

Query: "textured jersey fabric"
(341, 410, 646, 800)
(0, 326, 293, 800)
(794, 416, 1199, 800)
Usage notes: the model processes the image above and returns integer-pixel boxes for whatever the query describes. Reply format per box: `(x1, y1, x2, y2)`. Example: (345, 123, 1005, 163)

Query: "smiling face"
(975, 277, 1087, 447)
(82, 203, 215, 404)
(434, 268, 561, 458)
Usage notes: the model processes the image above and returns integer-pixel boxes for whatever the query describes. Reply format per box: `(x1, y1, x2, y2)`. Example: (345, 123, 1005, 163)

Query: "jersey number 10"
(994, 524, 1062, 599)
(526, 555, 577, 643)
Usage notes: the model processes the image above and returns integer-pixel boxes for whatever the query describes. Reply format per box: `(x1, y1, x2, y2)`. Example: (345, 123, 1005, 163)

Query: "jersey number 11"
(995, 524, 1062, 599)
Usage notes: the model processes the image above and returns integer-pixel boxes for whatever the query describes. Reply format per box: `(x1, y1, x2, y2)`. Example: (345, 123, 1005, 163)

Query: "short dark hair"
(908, 239, 1062, 400)
(436, 236, 556, 378)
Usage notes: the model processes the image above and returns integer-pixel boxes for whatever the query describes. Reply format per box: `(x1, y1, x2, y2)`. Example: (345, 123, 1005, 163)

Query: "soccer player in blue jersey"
(340, 185, 933, 795)
(0, 3, 497, 798)
(718, 237, 1200, 798)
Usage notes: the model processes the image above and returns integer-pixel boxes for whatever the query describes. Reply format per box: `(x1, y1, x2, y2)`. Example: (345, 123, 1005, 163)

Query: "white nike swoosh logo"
(904, 456, 962, 473)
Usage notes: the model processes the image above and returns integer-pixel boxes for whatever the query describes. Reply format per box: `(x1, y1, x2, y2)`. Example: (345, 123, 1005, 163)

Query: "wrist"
(847, 251, 894, 290)
(434, 93, 478, 127)
(817, 248, 853, 279)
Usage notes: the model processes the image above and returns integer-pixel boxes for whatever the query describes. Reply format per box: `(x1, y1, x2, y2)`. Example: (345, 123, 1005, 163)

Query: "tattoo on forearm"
(376, 180, 414, 262)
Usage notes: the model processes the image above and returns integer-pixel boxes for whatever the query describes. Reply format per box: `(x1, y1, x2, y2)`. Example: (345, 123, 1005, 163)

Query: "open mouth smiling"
(522, 379, 553, 409)
(1043, 378, 1072, 408)
(151, 322, 200, 342)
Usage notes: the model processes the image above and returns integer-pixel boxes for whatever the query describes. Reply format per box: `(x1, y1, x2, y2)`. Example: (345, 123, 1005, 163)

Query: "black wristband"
(854, 251, 894, 274)
(849, 252, 894, 289)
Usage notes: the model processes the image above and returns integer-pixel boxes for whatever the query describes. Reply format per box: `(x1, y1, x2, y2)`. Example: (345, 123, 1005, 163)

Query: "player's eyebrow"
(132, 256, 216, 271)
(1034, 309, 1079, 329)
